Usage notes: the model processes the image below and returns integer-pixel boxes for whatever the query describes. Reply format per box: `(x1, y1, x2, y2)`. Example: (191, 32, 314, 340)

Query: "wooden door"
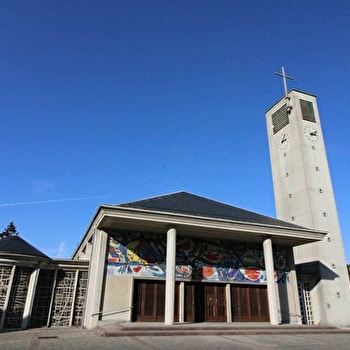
(184, 283, 205, 322)
(231, 285, 269, 322)
(184, 283, 226, 322)
(133, 280, 179, 322)
(205, 284, 226, 322)
(250, 286, 269, 322)
(184, 283, 195, 322)
(133, 281, 158, 321)
(155, 282, 165, 322)
(231, 285, 251, 322)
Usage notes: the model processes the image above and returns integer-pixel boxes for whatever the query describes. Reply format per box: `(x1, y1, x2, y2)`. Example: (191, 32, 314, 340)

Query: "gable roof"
(119, 191, 301, 229)
(73, 191, 326, 259)
(0, 235, 49, 259)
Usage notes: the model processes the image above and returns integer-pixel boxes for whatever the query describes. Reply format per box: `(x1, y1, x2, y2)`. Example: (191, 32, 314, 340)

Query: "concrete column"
(165, 228, 176, 325)
(287, 247, 303, 324)
(263, 238, 279, 325)
(21, 266, 40, 329)
(226, 284, 232, 323)
(179, 282, 185, 323)
(83, 229, 108, 329)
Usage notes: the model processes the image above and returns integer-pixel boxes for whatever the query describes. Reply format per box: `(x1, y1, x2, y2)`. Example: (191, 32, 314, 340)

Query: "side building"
(0, 235, 89, 330)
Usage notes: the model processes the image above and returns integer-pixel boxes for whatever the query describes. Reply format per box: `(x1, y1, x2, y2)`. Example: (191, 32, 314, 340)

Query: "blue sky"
(1, 1, 350, 260)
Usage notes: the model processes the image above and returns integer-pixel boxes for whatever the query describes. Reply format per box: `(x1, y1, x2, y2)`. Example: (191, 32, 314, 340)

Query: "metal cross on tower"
(274, 67, 294, 113)
(274, 66, 293, 97)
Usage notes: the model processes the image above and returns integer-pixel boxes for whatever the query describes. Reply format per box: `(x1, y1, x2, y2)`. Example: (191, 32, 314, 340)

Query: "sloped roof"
(119, 191, 301, 229)
(0, 235, 49, 259)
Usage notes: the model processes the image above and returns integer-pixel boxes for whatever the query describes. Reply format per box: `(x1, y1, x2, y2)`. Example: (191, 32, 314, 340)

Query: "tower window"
(319, 188, 323, 193)
(300, 99, 316, 123)
(315, 166, 319, 171)
(272, 104, 289, 134)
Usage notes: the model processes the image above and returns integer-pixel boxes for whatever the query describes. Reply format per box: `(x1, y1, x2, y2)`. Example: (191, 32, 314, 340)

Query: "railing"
(92, 306, 133, 318)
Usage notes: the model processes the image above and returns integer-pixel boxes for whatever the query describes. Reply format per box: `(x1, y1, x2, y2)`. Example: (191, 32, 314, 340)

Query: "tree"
(0, 222, 19, 239)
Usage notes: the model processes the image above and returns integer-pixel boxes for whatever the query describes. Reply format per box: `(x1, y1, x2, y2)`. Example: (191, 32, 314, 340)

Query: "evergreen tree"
(0, 222, 19, 239)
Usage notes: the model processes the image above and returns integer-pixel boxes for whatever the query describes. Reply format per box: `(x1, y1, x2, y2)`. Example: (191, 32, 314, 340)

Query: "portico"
(73, 191, 325, 328)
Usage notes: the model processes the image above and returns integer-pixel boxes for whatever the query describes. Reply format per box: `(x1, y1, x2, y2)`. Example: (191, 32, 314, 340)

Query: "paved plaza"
(1, 327, 350, 350)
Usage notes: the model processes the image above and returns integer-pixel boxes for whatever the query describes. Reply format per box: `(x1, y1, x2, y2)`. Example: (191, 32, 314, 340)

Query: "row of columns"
(164, 229, 279, 325)
(86, 228, 280, 327)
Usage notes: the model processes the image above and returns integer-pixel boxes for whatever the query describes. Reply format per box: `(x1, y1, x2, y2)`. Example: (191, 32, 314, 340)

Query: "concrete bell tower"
(265, 67, 350, 327)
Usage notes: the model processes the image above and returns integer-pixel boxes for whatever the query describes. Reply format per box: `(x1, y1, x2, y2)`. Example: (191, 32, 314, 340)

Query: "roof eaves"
(103, 205, 325, 236)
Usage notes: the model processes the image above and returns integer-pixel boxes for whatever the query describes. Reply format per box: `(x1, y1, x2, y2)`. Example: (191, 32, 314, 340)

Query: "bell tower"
(265, 68, 350, 326)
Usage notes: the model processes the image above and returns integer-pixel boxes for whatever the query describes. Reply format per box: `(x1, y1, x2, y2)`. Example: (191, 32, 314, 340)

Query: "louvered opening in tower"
(300, 99, 316, 123)
(272, 104, 289, 134)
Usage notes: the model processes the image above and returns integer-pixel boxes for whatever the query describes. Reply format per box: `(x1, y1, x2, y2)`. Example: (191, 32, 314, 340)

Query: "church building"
(72, 191, 326, 329)
(1, 70, 349, 330)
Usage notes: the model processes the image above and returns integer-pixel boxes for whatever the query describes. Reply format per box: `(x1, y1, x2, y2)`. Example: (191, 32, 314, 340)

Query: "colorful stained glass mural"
(107, 232, 290, 284)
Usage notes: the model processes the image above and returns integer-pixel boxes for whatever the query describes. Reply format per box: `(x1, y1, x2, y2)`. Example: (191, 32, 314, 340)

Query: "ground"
(1, 328, 350, 350)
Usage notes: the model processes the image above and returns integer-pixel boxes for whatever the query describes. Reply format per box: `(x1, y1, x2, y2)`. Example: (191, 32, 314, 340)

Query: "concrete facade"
(72, 196, 325, 328)
(265, 89, 350, 326)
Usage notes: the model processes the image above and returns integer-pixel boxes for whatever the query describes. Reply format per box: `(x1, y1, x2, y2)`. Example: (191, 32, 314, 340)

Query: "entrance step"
(94, 323, 350, 337)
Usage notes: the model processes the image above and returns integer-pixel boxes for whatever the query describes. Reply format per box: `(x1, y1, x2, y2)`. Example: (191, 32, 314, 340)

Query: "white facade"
(266, 89, 350, 326)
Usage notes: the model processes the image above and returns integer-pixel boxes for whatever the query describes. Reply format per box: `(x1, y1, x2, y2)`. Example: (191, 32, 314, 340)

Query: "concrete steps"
(94, 323, 350, 337)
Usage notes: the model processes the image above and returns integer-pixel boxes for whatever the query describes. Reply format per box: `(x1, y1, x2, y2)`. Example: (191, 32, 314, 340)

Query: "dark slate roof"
(119, 191, 302, 229)
(0, 235, 50, 259)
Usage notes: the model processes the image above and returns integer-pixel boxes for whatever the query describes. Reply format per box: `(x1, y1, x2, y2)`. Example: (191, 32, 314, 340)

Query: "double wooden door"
(231, 285, 269, 322)
(133, 280, 179, 322)
(133, 281, 268, 323)
(185, 283, 226, 322)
